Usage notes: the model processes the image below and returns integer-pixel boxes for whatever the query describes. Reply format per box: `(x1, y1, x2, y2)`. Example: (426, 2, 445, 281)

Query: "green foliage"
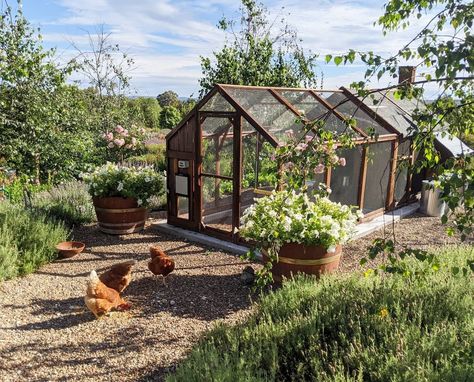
(126, 97, 162, 130)
(83, 163, 166, 207)
(156, 90, 179, 108)
(3, 175, 51, 204)
(199, 0, 319, 96)
(159, 105, 182, 130)
(0, 4, 110, 182)
(328, 0, 474, 240)
(127, 143, 167, 171)
(0, 201, 69, 281)
(168, 245, 474, 381)
(31, 181, 95, 226)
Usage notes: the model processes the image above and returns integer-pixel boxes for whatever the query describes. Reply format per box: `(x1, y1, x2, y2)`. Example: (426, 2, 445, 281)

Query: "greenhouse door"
(167, 155, 196, 229)
(199, 113, 241, 242)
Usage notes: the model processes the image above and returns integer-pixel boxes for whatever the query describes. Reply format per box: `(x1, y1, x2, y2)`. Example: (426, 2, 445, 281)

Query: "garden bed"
(0, 214, 462, 381)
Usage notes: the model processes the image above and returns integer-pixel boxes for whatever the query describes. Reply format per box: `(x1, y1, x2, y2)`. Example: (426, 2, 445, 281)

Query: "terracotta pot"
(263, 243, 342, 282)
(93, 197, 147, 235)
(56, 241, 85, 258)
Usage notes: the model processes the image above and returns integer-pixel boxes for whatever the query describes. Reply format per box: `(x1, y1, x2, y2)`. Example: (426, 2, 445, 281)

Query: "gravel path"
(0, 213, 463, 381)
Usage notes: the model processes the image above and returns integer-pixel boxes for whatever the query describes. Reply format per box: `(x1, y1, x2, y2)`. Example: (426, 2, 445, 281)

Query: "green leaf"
(325, 54, 332, 63)
(334, 56, 343, 66)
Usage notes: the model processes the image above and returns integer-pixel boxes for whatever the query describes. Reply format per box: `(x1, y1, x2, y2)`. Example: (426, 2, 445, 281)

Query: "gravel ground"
(0, 213, 465, 381)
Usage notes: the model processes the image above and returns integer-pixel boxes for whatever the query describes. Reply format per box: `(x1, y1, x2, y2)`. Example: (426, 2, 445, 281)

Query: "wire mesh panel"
(200, 91, 236, 112)
(363, 142, 392, 213)
(325, 92, 391, 135)
(240, 119, 279, 224)
(278, 90, 349, 134)
(394, 139, 411, 203)
(223, 87, 303, 141)
(201, 118, 234, 177)
(201, 176, 233, 233)
(329, 146, 363, 207)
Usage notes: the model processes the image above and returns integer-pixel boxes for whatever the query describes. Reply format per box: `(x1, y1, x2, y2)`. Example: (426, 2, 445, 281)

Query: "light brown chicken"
(99, 260, 136, 293)
(84, 270, 131, 318)
(148, 245, 175, 286)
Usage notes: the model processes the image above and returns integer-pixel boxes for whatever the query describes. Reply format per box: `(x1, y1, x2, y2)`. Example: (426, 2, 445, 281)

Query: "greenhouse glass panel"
(201, 118, 233, 177)
(326, 92, 391, 135)
(363, 142, 392, 213)
(329, 146, 363, 207)
(200, 91, 235, 112)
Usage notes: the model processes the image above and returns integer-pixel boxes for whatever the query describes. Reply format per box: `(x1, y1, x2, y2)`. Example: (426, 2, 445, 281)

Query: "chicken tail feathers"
(88, 270, 101, 286)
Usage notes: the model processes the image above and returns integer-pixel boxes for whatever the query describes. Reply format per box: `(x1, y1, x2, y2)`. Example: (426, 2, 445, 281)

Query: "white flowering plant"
(240, 189, 360, 250)
(239, 189, 361, 286)
(82, 163, 165, 207)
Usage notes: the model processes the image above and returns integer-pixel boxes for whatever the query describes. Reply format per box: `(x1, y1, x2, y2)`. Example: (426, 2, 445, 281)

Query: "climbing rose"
(314, 164, 325, 174)
(338, 157, 346, 167)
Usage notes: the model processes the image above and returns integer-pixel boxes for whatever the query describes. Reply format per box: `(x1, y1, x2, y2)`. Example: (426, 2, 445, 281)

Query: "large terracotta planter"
(263, 243, 342, 282)
(93, 197, 147, 235)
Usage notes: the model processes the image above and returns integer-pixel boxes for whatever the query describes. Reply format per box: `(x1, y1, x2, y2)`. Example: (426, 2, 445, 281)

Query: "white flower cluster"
(239, 189, 361, 251)
(81, 162, 165, 207)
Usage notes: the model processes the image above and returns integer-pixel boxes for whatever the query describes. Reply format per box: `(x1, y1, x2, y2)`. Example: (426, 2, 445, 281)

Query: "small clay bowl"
(56, 241, 85, 258)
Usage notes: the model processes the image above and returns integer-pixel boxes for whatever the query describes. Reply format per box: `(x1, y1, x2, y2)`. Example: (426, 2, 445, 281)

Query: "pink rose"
(106, 132, 113, 141)
(107, 142, 114, 148)
(296, 143, 307, 151)
(121, 129, 129, 136)
(338, 157, 346, 167)
(314, 164, 325, 174)
(125, 144, 132, 149)
(115, 125, 124, 133)
(305, 135, 312, 142)
(131, 137, 137, 146)
(270, 153, 276, 161)
(114, 138, 125, 147)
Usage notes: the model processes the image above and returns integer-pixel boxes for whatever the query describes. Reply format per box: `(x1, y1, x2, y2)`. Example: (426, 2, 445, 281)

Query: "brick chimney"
(398, 66, 416, 85)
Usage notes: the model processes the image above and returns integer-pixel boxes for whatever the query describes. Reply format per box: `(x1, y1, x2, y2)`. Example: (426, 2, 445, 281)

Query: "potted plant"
(239, 188, 360, 284)
(240, 119, 361, 285)
(82, 163, 165, 234)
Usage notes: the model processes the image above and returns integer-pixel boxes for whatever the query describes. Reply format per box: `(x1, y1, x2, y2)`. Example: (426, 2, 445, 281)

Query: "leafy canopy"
(199, 0, 320, 96)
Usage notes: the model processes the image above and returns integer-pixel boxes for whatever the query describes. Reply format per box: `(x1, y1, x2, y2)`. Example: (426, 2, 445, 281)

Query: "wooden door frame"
(197, 112, 242, 242)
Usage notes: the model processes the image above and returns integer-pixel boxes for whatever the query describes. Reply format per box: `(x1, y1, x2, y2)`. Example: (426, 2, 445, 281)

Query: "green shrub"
(3, 176, 51, 204)
(168, 246, 474, 382)
(128, 143, 166, 171)
(31, 181, 96, 226)
(0, 202, 69, 281)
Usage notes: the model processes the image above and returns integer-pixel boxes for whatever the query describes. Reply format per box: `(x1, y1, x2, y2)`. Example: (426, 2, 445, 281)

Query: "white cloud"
(39, 0, 441, 96)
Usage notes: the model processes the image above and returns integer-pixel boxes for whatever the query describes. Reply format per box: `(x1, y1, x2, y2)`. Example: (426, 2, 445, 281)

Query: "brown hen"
(99, 260, 136, 293)
(84, 270, 131, 318)
(148, 245, 175, 286)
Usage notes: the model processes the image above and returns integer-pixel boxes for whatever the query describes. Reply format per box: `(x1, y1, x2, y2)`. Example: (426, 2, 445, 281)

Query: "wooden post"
(233, 114, 242, 242)
(214, 136, 221, 205)
(195, 111, 202, 231)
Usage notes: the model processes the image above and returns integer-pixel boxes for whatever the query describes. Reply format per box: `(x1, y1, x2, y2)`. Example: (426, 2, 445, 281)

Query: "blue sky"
(17, 0, 428, 97)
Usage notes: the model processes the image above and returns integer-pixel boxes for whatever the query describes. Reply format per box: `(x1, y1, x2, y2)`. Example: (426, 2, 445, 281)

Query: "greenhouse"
(165, 84, 419, 243)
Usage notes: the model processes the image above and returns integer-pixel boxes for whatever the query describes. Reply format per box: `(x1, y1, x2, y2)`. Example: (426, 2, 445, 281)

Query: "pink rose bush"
(102, 124, 146, 162)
